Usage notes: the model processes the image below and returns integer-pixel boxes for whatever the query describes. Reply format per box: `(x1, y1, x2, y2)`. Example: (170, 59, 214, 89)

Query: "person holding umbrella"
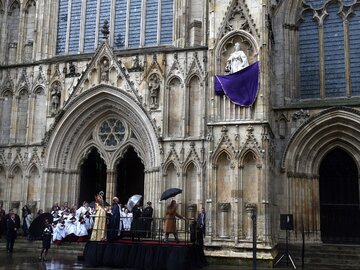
(163, 200, 185, 243)
(39, 218, 53, 261)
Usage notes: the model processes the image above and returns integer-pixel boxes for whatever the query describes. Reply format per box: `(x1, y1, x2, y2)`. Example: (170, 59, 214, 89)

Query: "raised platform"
(83, 240, 208, 270)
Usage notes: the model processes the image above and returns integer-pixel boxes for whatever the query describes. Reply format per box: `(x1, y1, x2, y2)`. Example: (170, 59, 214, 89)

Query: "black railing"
(91, 216, 199, 244)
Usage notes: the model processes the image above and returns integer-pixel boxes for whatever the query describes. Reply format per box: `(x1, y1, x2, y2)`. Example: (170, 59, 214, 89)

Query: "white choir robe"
(65, 218, 77, 236)
(84, 215, 94, 231)
(76, 206, 88, 217)
(76, 221, 88, 237)
(53, 223, 66, 241)
(121, 212, 133, 231)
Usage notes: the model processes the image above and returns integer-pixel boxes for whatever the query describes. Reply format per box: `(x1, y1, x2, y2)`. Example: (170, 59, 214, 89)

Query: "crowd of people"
(0, 197, 206, 256)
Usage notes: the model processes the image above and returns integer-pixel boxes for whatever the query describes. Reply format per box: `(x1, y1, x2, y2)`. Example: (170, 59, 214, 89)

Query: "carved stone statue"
(149, 74, 160, 109)
(101, 59, 110, 82)
(225, 42, 249, 74)
(50, 82, 61, 113)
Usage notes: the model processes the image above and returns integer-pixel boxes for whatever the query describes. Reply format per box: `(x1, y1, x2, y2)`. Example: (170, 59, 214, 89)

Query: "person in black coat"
(39, 218, 53, 261)
(109, 197, 121, 241)
(6, 213, 17, 253)
(131, 204, 142, 241)
(142, 201, 153, 238)
(0, 204, 5, 238)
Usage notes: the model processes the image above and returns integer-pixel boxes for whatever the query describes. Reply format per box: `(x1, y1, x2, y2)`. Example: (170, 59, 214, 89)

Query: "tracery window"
(98, 118, 126, 147)
(56, 0, 174, 54)
(298, 0, 360, 99)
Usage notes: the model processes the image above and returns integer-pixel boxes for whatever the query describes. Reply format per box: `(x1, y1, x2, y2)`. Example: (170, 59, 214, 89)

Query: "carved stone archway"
(42, 86, 161, 210)
(282, 107, 360, 241)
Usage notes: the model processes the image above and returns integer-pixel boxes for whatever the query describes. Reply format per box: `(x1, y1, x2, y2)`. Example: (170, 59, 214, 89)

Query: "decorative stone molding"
(292, 109, 310, 121)
(218, 202, 230, 212)
(245, 203, 257, 213)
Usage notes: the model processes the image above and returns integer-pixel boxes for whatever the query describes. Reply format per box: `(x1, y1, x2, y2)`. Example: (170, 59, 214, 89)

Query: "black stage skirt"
(83, 241, 208, 270)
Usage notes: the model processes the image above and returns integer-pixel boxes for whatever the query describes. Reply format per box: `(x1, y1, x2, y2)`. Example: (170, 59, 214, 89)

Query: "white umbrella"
(127, 194, 142, 212)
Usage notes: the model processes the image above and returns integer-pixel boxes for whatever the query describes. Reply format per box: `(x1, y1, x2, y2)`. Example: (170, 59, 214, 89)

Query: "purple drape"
(214, 61, 259, 107)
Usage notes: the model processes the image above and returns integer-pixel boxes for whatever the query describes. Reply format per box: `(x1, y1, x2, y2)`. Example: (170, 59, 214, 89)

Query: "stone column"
(245, 203, 257, 240)
(218, 202, 230, 238)
(187, 203, 197, 219)
(106, 169, 116, 202)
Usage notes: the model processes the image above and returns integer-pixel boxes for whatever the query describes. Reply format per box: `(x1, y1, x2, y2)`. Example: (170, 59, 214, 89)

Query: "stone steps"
(0, 237, 86, 255)
(275, 243, 360, 269)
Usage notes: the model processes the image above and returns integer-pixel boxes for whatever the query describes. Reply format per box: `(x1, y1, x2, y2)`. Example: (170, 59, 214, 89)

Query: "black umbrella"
(29, 213, 53, 239)
(160, 188, 182, 201)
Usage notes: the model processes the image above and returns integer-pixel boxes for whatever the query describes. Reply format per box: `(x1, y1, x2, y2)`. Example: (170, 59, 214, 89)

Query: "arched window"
(23, 0, 36, 62)
(11, 166, 23, 202)
(187, 76, 201, 137)
(15, 89, 29, 144)
(165, 163, 178, 190)
(216, 152, 231, 203)
(167, 78, 183, 137)
(7, 1, 20, 64)
(298, 1, 360, 99)
(32, 87, 46, 144)
(185, 162, 198, 203)
(0, 90, 12, 145)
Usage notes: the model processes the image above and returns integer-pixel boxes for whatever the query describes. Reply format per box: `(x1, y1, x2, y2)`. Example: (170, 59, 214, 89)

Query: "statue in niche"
(129, 55, 143, 72)
(149, 74, 160, 109)
(225, 42, 249, 74)
(69, 62, 76, 75)
(100, 58, 110, 82)
(50, 82, 61, 113)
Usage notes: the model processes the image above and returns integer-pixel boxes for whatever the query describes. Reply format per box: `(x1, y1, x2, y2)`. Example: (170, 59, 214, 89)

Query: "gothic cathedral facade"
(0, 0, 359, 263)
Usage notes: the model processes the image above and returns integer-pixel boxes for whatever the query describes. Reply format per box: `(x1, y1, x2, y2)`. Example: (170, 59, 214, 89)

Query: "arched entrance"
(116, 147, 144, 204)
(43, 86, 160, 211)
(319, 148, 360, 243)
(79, 148, 107, 205)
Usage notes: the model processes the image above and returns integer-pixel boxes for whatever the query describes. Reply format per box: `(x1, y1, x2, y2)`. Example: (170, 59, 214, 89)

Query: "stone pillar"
(187, 203, 197, 219)
(218, 202, 230, 238)
(106, 169, 116, 203)
(245, 203, 257, 240)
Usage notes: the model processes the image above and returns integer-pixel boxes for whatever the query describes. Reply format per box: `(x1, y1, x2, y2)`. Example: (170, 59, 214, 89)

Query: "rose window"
(98, 118, 126, 147)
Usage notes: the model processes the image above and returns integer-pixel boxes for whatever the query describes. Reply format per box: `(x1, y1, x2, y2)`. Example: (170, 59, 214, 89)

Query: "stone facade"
(0, 0, 359, 264)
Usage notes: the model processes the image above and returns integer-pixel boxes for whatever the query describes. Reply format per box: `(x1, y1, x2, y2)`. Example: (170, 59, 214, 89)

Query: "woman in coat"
(163, 200, 184, 243)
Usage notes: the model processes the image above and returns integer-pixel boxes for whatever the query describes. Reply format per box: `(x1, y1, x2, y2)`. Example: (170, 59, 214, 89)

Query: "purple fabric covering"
(214, 61, 259, 106)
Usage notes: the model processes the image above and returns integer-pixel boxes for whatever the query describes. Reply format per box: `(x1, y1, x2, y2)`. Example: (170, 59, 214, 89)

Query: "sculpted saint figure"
(101, 59, 110, 82)
(225, 42, 249, 74)
(149, 74, 160, 109)
(51, 83, 61, 113)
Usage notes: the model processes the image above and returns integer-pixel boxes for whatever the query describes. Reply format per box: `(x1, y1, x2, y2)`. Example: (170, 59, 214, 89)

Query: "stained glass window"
(56, 0, 174, 53)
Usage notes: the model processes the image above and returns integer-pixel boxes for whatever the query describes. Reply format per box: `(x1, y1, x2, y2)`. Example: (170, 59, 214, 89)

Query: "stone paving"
(0, 249, 292, 270)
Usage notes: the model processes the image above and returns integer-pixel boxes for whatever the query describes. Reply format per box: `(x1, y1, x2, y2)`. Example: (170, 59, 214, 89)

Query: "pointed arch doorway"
(79, 148, 107, 205)
(319, 148, 360, 243)
(116, 147, 145, 204)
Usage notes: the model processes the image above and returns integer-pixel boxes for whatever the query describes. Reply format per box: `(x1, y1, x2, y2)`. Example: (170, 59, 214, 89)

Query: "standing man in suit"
(142, 201, 153, 238)
(6, 212, 17, 253)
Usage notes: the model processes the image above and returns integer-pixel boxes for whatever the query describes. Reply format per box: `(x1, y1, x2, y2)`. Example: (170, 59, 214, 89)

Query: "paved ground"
(0, 251, 293, 270)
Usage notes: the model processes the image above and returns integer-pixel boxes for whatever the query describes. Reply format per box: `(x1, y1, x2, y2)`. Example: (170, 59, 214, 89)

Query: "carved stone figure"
(69, 62, 76, 75)
(149, 74, 160, 109)
(50, 82, 61, 113)
(225, 42, 249, 74)
(101, 59, 110, 82)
